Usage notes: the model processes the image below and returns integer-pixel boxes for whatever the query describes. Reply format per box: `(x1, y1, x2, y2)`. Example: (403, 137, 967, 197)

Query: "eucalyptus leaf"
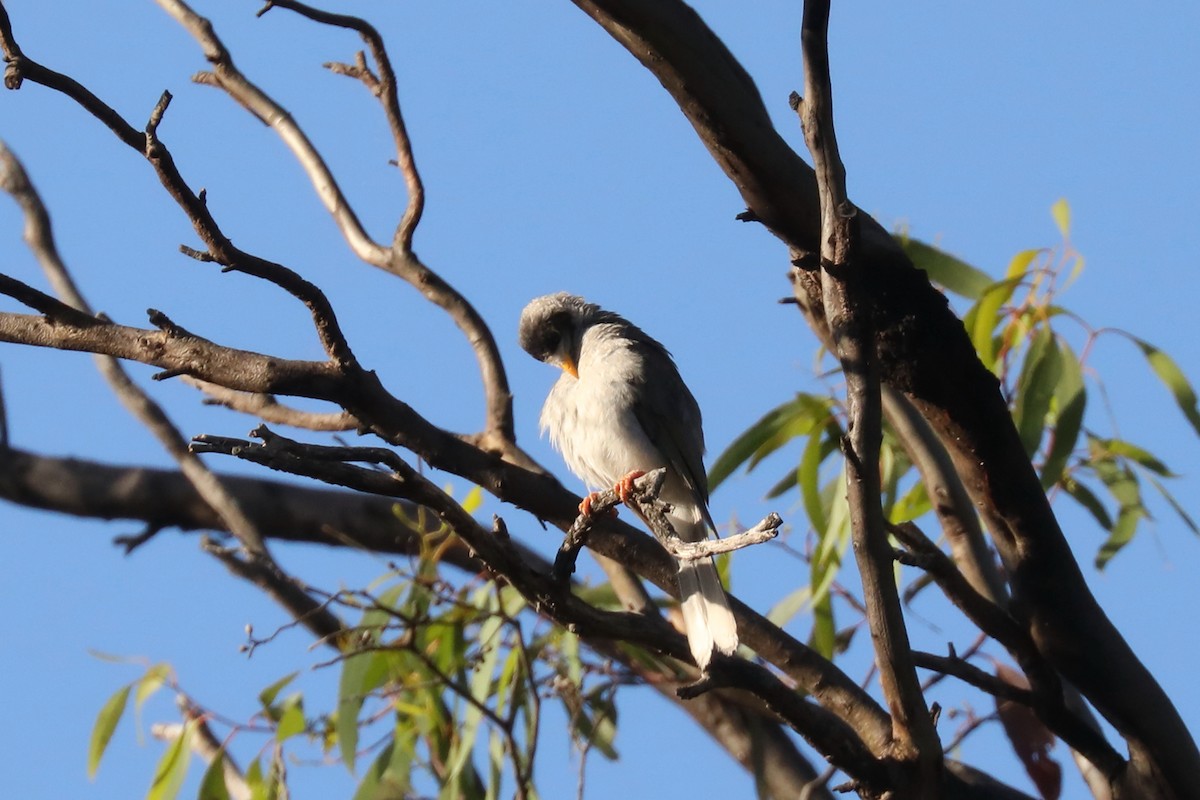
(88, 684, 131, 780)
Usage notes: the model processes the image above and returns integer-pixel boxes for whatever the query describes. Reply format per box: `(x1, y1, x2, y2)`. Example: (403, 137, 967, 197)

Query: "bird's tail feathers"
(677, 558, 738, 670)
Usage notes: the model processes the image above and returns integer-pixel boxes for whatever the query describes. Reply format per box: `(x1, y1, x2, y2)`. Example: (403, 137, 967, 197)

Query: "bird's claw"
(615, 470, 647, 506)
(579, 492, 617, 518)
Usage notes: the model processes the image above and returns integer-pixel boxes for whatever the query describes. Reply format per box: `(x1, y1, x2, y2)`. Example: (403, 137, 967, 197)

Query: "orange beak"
(561, 355, 578, 379)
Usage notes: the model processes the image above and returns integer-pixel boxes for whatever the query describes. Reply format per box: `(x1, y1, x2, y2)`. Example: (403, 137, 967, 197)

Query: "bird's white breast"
(540, 333, 667, 490)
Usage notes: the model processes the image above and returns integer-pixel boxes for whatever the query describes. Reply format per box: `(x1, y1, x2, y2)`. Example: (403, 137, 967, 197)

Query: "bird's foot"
(578, 492, 617, 518)
(614, 470, 647, 506)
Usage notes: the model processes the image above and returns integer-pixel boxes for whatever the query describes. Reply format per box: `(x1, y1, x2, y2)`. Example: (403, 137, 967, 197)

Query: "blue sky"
(1, 2, 1198, 798)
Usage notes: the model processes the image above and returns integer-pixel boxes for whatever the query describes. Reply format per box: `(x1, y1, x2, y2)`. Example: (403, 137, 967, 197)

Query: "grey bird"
(518, 292, 738, 669)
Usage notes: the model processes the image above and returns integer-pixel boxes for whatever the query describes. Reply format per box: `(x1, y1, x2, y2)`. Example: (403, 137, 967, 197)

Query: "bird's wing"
(628, 343, 718, 532)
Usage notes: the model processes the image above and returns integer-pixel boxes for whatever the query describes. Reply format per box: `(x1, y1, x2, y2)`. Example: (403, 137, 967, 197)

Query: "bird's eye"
(542, 330, 561, 354)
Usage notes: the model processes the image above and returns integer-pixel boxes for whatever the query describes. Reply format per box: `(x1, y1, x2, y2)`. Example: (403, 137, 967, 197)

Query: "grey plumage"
(519, 292, 738, 668)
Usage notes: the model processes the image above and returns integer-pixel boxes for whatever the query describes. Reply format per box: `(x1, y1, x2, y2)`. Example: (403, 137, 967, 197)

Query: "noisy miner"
(518, 292, 738, 669)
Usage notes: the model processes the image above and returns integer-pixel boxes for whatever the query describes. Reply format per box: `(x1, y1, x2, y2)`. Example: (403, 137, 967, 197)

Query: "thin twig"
(251, 0, 517, 446)
(184, 377, 358, 431)
(0, 139, 266, 557)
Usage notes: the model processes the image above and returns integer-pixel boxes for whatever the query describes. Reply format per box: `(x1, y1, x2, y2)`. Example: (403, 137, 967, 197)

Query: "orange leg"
(578, 491, 617, 518)
(614, 470, 647, 506)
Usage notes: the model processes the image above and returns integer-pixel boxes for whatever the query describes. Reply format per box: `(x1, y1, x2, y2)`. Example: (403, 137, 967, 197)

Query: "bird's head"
(518, 292, 600, 379)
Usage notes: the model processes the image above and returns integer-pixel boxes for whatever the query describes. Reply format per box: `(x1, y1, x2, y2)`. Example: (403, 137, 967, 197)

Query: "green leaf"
(1097, 437, 1175, 477)
(461, 485, 484, 515)
(764, 465, 801, 500)
(276, 698, 306, 743)
(897, 236, 994, 299)
(1063, 478, 1113, 531)
(445, 614, 503, 786)
(88, 684, 131, 779)
(579, 689, 619, 760)
(1092, 450, 1147, 568)
(198, 752, 232, 800)
(1007, 248, 1042, 280)
(1145, 473, 1200, 536)
(1012, 328, 1061, 456)
(1096, 502, 1146, 569)
(258, 672, 299, 711)
(147, 719, 193, 800)
(810, 471, 849, 629)
(799, 425, 837, 533)
(888, 481, 931, 525)
(351, 731, 415, 800)
(765, 584, 812, 628)
(709, 394, 831, 489)
(1041, 341, 1086, 488)
(1134, 337, 1200, 437)
(1051, 198, 1071, 239)
(245, 759, 265, 800)
(967, 276, 1023, 369)
(337, 650, 392, 773)
(135, 664, 170, 718)
(809, 592, 835, 659)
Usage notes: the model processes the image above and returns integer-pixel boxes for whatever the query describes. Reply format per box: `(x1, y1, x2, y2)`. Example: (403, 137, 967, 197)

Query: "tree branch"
(891, 522, 1124, 779)
(176, 0, 518, 447)
(795, 2, 941, 789)
(0, 140, 268, 557)
(569, 0, 1199, 794)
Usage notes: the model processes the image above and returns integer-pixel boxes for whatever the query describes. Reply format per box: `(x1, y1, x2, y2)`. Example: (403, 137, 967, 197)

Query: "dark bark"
(569, 0, 1199, 795)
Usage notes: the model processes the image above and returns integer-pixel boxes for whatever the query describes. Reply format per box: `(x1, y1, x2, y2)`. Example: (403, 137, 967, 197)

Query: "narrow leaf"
(1063, 478, 1113, 532)
(88, 685, 131, 779)
(969, 276, 1024, 369)
(198, 752, 233, 800)
(147, 719, 194, 800)
(1098, 437, 1175, 477)
(258, 672, 299, 711)
(352, 735, 412, 800)
(1051, 197, 1071, 240)
(1013, 328, 1061, 456)
(337, 650, 391, 773)
(897, 236, 994, 299)
(1134, 338, 1200, 437)
(888, 481, 931, 525)
(799, 426, 837, 533)
(580, 689, 619, 760)
(135, 664, 171, 717)
(1092, 453, 1147, 568)
(1146, 473, 1200, 536)
(1041, 342, 1086, 488)
(809, 592, 835, 659)
(1096, 503, 1146, 569)
(275, 698, 306, 743)
(709, 394, 830, 489)
(765, 585, 812, 628)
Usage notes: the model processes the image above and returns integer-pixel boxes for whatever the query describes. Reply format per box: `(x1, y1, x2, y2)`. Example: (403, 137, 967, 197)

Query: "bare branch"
(0, 13, 357, 367)
(249, 0, 517, 446)
(891, 522, 1124, 778)
(184, 377, 358, 431)
(796, 2, 940, 784)
(664, 514, 781, 561)
(912, 650, 1034, 706)
(256, 0, 425, 252)
(568, 2, 1197, 789)
(0, 140, 266, 557)
(882, 386, 1007, 604)
(155, 0, 387, 266)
